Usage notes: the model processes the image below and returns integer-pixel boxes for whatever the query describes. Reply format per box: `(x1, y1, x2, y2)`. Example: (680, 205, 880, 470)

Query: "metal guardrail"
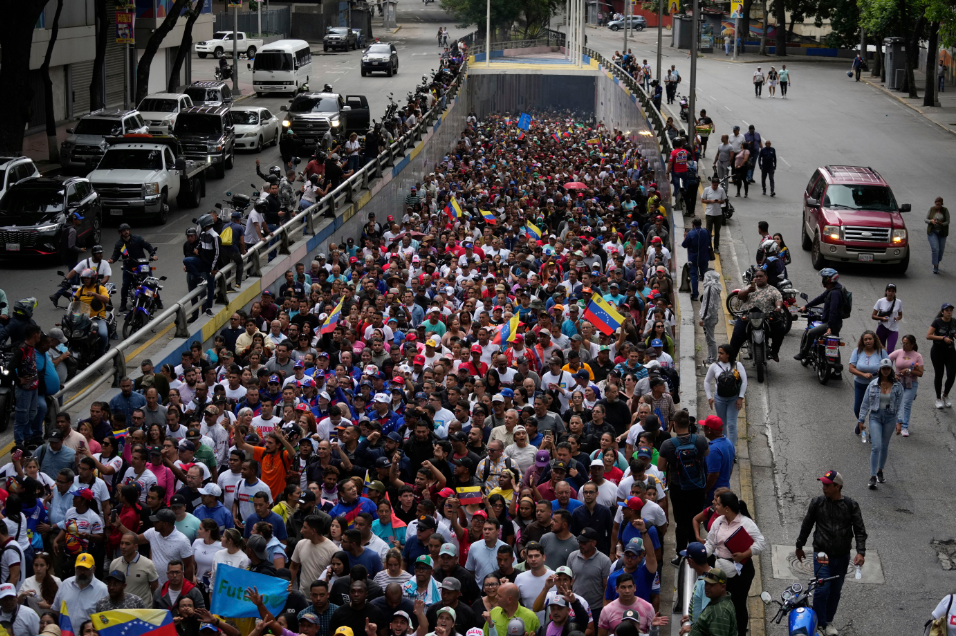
(50, 54, 472, 410)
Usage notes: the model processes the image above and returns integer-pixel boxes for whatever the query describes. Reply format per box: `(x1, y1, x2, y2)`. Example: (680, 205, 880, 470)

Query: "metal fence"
(213, 6, 291, 37)
(49, 46, 473, 412)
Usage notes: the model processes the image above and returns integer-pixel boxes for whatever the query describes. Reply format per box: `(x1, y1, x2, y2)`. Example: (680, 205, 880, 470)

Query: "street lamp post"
(656, 0, 663, 81)
(486, 0, 491, 67)
(689, 0, 698, 140)
(233, 4, 239, 94)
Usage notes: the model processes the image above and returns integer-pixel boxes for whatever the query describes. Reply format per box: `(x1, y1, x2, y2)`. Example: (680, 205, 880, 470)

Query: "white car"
(195, 31, 263, 59)
(0, 157, 40, 201)
(230, 106, 281, 152)
(137, 93, 194, 135)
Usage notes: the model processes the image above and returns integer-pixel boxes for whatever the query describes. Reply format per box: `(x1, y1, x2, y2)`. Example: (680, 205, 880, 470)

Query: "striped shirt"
(690, 593, 737, 636)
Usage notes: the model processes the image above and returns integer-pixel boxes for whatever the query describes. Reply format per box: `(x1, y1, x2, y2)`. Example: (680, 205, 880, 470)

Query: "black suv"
(173, 105, 236, 179)
(0, 176, 102, 258)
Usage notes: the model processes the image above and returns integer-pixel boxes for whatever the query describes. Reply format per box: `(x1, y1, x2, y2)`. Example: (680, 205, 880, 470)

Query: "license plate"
(110, 209, 123, 216)
(374, 61, 382, 65)
(303, 138, 315, 144)
(857, 253, 874, 262)
(5, 243, 19, 252)
(826, 346, 839, 356)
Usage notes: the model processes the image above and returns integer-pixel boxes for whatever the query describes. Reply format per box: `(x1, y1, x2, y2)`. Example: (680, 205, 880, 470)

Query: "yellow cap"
(334, 629, 354, 636)
(75, 553, 95, 569)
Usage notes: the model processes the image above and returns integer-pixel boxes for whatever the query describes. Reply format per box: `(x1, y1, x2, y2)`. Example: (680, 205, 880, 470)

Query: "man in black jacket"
(433, 545, 481, 605)
(795, 470, 866, 636)
(108, 224, 157, 312)
(183, 216, 221, 315)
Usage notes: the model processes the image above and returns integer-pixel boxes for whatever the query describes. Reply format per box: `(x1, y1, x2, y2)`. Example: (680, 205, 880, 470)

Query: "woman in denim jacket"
(857, 358, 904, 490)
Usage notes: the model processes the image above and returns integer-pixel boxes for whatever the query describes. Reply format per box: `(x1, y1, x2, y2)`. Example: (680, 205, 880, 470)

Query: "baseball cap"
(0, 583, 15, 599)
(818, 470, 844, 486)
(334, 628, 354, 636)
(554, 566, 573, 578)
(680, 542, 709, 565)
(48, 430, 65, 441)
(198, 483, 222, 497)
(534, 450, 551, 467)
(440, 543, 459, 557)
(247, 534, 268, 559)
(415, 554, 434, 568)
(700, 415, 724, 430)
(506, 619, 526, 636)
(268, 374, 280, 384)
(106, 570, 127, 583)
(414, 355, 426, 365)
(373, 393, 391, 404)
(574, 369, 590, 380)
(150, 509, 176, 524)
(367, 481, 386, 493)
(621, 609, 641, 623)
(375, 456, 392, 469)
(550, 459, 568, 471)
(48, 328, 68, 344)
(178, 440, 196, 452)
(492, 394, 505, 403)
(440, 577, 462, 591)
(650, 338, 664, 347)
(391, 611, 412, 624)
(501, 388, 514, 398)
(624, 538, 645, 554)
(618, 496, 644, 511)
(549, 595, 569, 607)
(437, 607, 457, 621)
(75, 553, 96, 569)
(704, 567, 728, 585)
(471, 344, 483, 353)
(69, 487, 95, 501)
(879, 357, 893, 369)
(438, 487, 455, 498)
(590, 459, 606, 470)
(170, 494, 187, 508)
(299, 491, 317, 504)
(417, 516, 437, 531)
(576, 528, 598, 543)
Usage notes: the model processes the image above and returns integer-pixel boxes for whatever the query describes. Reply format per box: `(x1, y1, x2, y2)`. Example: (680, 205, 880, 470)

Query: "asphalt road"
(1, 6, 464, 332)
(584, 26, 956, 635)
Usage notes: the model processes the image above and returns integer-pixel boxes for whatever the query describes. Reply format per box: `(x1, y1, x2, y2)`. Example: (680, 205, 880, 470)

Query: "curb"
(698, 53, 848, 65)
(861, 76, 956, 138)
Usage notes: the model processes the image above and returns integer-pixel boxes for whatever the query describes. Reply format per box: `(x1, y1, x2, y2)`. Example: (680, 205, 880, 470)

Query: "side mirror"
(247, 63, 252, 70)
(66, 128, 74, 134)
(806, 197, 819, 207)
(174, 157, 186, 171)
(251, 183, 257, 189)
(760, 592, 772, 605)
(160, 276, 168, 281)
(215, 203, 223, 209)
(899, 203, 911, 212)
(343, 105, 351, 111)
(800, 292, 809, 300)
(280, 105, 288, 112)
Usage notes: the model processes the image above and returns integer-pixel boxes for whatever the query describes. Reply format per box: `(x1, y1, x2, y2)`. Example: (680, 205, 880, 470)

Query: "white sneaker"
(936, 399, 945, 409)
(824, 626, 839, 636)
(946, 396, 953, 408)
(902, 428, 910, 437)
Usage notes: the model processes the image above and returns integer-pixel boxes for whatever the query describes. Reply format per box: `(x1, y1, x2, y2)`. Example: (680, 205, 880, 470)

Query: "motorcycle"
(122, 273, 167, 339)
(0, 303, 12, 433)
(744, 307, 771, 383)
(678, 94, 689, 121)
(59, 284, 117, 371)
(726, 265, 799, 335)
(760, 574, 842, 635)
(214, 65, 233, 82)
(797, 293, 845, 385)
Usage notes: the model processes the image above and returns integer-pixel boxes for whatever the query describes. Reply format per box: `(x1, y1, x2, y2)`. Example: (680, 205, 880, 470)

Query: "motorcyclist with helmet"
(278, 129, 297, 167)
(217, 57, 233, 81)
(728, 267, 785, 363)
(107, 224, 158, 312)
(757, 238, 786, 289)
(794, 268, 845, 361)
(73, 270, 111, 356)
(51, 245, 113, 309)
(60, 212, 86, 270)
(0, 298, 37, 347)
(255, 159, 282, 184)
(183, 215, 222, 315)
(363, 124, 385, 166)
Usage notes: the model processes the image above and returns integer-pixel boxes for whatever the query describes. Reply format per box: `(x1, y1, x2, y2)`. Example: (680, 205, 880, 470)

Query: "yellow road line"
(126, 322, 176, 362)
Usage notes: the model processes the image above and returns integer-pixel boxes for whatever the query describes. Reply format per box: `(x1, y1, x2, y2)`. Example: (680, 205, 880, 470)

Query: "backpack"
(483, 455, 514, 483)
(716, 362, 742, 398)
(220, 225, 233, 246)
(832, 286, 852, 319)
(673, 434, 706, 490)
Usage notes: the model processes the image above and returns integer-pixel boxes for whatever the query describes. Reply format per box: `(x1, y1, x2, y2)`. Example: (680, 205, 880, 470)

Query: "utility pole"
(486, 0, 490, 67)
(733, 16, 738, 59)
(623, 0, 628, 60)
(689, 0, 697, 140)
(656, 0, 663, 81)
(232, 4, 239, 94)
(257, 0, 261, 36)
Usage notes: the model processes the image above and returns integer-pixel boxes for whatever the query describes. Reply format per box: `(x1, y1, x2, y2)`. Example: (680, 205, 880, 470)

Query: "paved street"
(582, 26, 956, 635)
(2, 7, 464, 335)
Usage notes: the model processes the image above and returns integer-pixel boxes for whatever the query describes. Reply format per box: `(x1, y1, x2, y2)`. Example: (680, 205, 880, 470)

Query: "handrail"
(49, 49, 473, 406)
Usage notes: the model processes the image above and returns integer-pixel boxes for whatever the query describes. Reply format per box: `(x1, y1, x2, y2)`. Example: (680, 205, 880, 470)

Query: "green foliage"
(439, 0, 521, 33)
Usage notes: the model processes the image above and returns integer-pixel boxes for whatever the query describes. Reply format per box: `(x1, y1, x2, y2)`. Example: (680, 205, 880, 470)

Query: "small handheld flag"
(120, 244, 129, 258)
(525, 222, 542, 241)
(456, 485, 482, 505)
(320, 298, 344, 335)
(551, 133, 561, 143)
(445, 197, 463, 223)
(493, 314, 520, 345)
(583, 293, 625, 336)
(60, 601, 75, 636)
(480, 208, 497, 225)
(91, 609, 176, 636)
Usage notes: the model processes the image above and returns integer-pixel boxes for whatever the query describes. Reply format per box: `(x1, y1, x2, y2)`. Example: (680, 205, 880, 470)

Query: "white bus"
(250, 39, 312, 96)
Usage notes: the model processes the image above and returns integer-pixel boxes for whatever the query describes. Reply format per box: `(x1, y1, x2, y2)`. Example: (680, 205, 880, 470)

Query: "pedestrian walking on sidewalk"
(857, 359, 904, 489)
(926, 196, 950, 274)
(681, 217, 712, 301)
(888, 334, 923, 437)
(871, 283, 903, 351)
(767, 66, 778, 97)
(778, 65, 790, 97)
(852, 54, 865, 81)
(795, 470, 867, 636)
(704, 345, 746, 445)
(758, 141, 776, 197)
(702, 176, 727, 255)
(752, 66, 765, 97)
(732, 143, 751, 198)
(699, 271, 723, 364)
(926, 302, 956, 409)
(658, 411, 708, 563)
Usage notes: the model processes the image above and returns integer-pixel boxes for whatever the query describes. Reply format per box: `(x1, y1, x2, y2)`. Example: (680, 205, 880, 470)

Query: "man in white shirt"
(217, 451, 245, 515)
(514, 542, 554, 622)
(120, 446, 158, 505)
(701, 175, 727, 256)
(753, 66, 765, 97)
(728, 125, 745, 153)
(540, 357, 574, 414)
(582, 461, 619, 507)
(251, 397, 281, 439)
(218, 368, 247, 401)
(0, 582, 39, 636)
(234, 458, 272, 527)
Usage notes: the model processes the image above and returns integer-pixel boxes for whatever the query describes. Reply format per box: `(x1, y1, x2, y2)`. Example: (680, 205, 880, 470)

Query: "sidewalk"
(860, 68, 956, 137)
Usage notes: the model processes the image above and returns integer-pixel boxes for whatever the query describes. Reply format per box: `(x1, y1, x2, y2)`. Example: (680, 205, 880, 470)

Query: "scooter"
(797, 293, 845, 385)
(726, 266, 799, 335)
(760, 574, 842, 634)
(678, 94, 689, 121)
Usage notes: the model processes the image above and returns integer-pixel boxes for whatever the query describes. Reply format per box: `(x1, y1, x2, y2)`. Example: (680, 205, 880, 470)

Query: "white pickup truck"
(195, 31, 262, 59)
(87, 136, 206, 225)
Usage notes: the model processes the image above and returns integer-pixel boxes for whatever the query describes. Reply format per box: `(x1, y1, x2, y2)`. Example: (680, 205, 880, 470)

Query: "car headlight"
(822, 225, 840, 241)
(35, 224, 59, 232)
(892, 229, 907, 243)
(207, 143, 223, 152)
(282, 120, 291, 127)
(61, 140, 74, 149)
(144, 183, 160, 196)
(331, 119, 340, 127)
(363, 57, 369, 62)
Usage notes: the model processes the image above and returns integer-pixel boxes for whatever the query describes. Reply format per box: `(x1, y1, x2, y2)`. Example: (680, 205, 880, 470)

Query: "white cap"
(0, 583, 16, 599)
(319, 391, 331, 401)
(364, 365, 379, 375)
(374, 393, 391, 404)
(198, 484, 222, 497)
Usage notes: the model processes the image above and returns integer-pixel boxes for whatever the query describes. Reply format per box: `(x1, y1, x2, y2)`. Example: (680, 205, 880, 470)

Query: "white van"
(250, 39, 313, 96)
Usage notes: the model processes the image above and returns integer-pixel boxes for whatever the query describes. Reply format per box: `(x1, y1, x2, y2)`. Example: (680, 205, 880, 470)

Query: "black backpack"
(674, 434, 706, 490)
(715, 363, 742, 398)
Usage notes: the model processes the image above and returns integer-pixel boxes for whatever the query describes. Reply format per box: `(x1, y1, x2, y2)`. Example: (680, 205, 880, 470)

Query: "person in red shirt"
(668, 138, 690, 195)
(460, 344, 488, 377)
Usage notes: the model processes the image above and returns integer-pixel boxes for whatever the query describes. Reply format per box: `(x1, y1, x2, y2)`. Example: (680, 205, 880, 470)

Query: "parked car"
(0, 157, 40, 202)
(195, 31, 263, 59)
(608, 15, 647, 30)
(230, 106, 281, 152)
(361, 43, 399, 76)
(137, 93, 194, 135)
(184, 80, 235, 107)
(59, 109, 149, 173)
(324, 27, 357, 52)
(0, 176, 102, 257)
(802, 165, 911, 272)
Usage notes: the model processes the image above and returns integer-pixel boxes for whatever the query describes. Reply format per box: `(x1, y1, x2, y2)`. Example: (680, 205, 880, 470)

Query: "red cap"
(438, 487, 455, 498)
(470, 344, 483, 353)
(387, 215, 394, 221)
(513, 334, 524, 343)
(72, 488, 95, 501)
(406, 334, 418, 342)
(699, 415, 724, 430)
(295, 403, 308, 411)
(622, 496, 644, 511)
(392, 376, 405, 385)
(349, 256, 358, 264)
(473, 510, 488, 520)
(651, 236, 662, 243)
(413, 355, 426, 365)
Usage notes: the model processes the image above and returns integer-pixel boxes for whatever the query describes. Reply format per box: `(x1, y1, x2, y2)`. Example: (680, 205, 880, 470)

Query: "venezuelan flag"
(493, 314, 520, 345)
(480, 208, 497, 225)
(583, 292, 625, 336)
(525, 222, 542, 242)
(320, 297, 344, 335)
(112, 429, 128, 439)
(60, 601, 76, 636)
(516, 131, 524, 140)
(92, 609, 176, 636)
(457, 485, 482, 505)
(120, 244, 129, 258)
(445, 197, 463, 223)
(586, 138, 601, 145)
(551, 133, 561, 143)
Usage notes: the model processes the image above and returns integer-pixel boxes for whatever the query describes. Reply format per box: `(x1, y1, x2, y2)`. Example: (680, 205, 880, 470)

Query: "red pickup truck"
(802, 165, 911, 273)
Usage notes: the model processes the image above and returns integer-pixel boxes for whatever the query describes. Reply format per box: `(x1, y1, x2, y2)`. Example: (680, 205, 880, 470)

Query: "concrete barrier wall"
(463, 73, 597, 118)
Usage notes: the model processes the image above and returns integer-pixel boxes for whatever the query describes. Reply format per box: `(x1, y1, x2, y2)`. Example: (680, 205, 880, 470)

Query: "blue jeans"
(899, 382, 918, 428)
(812, 552, 850, 629)
(853, 381, 868, 419)
(29, 395, 47, 442)
(183, 256, 215, 311)
(868, 408, 897, 475)
(929, 232, 947, 267)
(714, 394, 740, 447)
(688, 261, 707, 298)
(14, 386, 38, 447)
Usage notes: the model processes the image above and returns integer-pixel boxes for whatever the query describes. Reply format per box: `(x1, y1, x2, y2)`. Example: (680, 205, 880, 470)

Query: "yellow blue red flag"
(91, 609, 176, 636)
(320, 297, 344, 334)
(525, 222, 542, 241)
(583, 292, 625, 335)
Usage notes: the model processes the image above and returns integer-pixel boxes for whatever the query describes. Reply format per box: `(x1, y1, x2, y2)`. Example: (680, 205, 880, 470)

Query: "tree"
(439, 0, 521, 38)
(41, 0, 66, 163)
(925, 19, 939, 105)
(758, 0, 768, 53)
(775, 0, 787, 54)
(135, 0, 192, 105)
(168, 0, 204, 93)
(740, 0, 754, 45)
(90, 0, 109, 112)
(0, 0, 50, 153)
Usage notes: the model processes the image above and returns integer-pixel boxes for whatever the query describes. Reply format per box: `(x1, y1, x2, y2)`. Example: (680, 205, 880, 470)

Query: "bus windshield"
(254, 52, 294, 72)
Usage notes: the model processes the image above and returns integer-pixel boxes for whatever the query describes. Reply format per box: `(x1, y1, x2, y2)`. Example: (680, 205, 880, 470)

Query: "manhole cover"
(786, 553, 853, 578)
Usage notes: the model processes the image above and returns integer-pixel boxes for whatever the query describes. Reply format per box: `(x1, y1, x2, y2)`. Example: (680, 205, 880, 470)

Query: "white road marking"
(741, 119, 749, 126)
(780, 156, 791, 167)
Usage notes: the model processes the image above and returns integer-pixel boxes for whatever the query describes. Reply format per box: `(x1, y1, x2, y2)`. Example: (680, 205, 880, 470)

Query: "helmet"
(269, 165, 282, 178)
(197, 214, 215, 231)
(12, 298, 36, 320)
(254, 201, 270, 214)
(819, 268, 839, 285)
(91, 245, 104, 255)
(309, 174, 319, 185)
(759, 238, 778, 255)
(298, 83, 309, 93)
(118, 223, 131, 233)
(323, 83, 333, 93)
(185, 228, 198, 238)
(80, 268, 95, 280)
